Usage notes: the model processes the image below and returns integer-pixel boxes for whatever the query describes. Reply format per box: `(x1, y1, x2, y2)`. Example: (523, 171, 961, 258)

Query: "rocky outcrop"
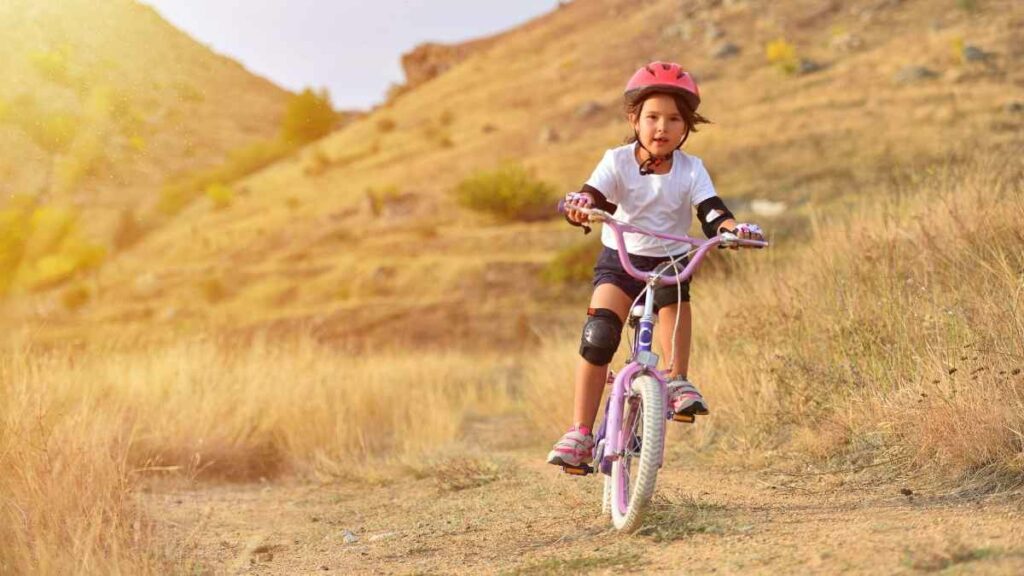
(400, 37, 495, 90)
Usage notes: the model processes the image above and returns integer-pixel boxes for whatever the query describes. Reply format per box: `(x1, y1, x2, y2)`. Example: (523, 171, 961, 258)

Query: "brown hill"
(9, 0, 1024, 345)
(0, 0, 289, 235)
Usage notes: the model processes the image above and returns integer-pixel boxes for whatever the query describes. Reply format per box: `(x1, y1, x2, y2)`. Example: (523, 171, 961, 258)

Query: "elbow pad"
(581, 184, 617, 213)
(696, 196, 735, 238)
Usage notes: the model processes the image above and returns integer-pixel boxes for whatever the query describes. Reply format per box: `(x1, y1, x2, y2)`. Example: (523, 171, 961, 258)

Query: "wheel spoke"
(618, 394, 644, 514)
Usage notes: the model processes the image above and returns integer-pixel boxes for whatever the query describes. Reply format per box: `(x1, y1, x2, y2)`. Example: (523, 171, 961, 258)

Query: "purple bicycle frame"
(573, 208, 768, 470)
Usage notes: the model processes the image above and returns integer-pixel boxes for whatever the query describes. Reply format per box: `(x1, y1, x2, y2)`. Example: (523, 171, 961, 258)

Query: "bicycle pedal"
(672, 413, 696, 423)
(561, 464, 593, 476)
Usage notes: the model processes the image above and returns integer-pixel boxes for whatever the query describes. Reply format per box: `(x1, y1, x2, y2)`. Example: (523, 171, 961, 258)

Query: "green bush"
(205, 183, 234, 210)
(765, 38, 800, 75)
(0, 201, 105, 294)
(281, 87, 337, 143)
(541, 240, 603, 284)
(128, 135, 146, 152)
(451, 165, 557, 221)
(956, 0, 977, 12)
(0, 204, 31, 294)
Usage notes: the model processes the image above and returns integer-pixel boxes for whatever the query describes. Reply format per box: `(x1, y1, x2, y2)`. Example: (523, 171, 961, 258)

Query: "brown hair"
(624, 91, 711, 146)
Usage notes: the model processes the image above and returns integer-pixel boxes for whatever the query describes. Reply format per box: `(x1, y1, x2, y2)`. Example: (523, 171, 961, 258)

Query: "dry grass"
(0, 343, 158, 574)
(692, 153, 1024, 487)
(0, 335, 517, 573)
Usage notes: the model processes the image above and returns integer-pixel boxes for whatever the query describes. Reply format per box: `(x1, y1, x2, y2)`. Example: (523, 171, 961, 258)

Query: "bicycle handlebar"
(556, 200, 768, 286)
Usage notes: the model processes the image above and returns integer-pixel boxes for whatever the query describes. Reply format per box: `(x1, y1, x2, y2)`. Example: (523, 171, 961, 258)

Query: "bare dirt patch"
(146, 450, 1024, 575)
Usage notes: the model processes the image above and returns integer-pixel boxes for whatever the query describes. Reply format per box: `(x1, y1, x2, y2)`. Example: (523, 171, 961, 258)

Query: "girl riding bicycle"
(547, 61, 765, 468)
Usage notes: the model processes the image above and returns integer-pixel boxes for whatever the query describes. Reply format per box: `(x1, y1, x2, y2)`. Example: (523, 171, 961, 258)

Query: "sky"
(143, 0, 557, 110)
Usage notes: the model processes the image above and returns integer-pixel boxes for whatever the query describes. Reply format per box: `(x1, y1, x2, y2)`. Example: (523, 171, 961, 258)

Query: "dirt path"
(146, 447, 1024, 575)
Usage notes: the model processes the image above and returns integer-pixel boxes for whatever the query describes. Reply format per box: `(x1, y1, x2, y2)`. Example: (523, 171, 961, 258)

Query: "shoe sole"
(675, 402, 710, 417)
(547, 454, 593, 467)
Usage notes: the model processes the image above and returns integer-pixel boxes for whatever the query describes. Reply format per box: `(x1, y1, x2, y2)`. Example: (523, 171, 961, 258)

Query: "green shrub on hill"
(542, 239, 603, 285)
(451, 165, 557, 221)
(281, 87, 337, 143)
(0, 201, 105, 295)
(765, 38, 800, 75)
(205, 183, 234, 210)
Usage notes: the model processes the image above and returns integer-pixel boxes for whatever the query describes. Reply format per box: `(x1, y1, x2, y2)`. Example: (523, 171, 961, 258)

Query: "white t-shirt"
(585, 144, 718, 256)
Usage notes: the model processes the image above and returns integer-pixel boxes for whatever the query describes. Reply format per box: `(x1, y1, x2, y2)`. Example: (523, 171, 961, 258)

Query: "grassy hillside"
(0, 0, 289, 240)
(9, 0, 1019, 347)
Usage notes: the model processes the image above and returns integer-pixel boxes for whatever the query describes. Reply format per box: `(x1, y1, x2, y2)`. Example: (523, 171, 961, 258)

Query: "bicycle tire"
(610, 374, 664, 532)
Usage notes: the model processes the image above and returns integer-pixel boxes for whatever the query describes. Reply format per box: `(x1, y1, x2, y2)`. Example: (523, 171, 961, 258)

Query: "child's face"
(630, 94, 686, 157)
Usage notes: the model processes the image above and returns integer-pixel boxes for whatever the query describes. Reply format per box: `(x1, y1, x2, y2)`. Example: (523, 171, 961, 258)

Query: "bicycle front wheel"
(610, 374, 665, 532)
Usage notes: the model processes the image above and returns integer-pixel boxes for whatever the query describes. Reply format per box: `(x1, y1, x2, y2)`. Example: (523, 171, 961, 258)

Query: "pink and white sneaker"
(668, 376, 709, 417)
(545, 426, 595, 467)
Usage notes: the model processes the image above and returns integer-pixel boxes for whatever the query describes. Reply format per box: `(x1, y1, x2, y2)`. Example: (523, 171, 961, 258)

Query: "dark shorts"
(593, 247, 691, 310)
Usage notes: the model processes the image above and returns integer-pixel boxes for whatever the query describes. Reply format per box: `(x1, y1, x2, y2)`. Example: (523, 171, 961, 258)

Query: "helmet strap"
(635, 124, 694, 175)
(634, 132, 675, 176)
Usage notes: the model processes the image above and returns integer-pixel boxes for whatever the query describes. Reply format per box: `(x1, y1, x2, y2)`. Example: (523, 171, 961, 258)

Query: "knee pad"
(579, 308, 623, 366)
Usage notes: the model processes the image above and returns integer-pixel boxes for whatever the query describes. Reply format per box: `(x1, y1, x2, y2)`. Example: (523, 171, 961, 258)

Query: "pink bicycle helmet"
(624, 61, 700, 112)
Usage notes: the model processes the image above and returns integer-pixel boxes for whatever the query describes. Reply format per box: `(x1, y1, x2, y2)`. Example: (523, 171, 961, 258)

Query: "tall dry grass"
(695, 154, 1024, 490)
(523, 152, 1024, 490)
(1, 344, 156, 574)
(0, 336, 516, 573)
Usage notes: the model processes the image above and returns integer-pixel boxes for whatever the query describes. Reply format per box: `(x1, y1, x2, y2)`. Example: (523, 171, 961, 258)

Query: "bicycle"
(555, 202, 768, 532)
